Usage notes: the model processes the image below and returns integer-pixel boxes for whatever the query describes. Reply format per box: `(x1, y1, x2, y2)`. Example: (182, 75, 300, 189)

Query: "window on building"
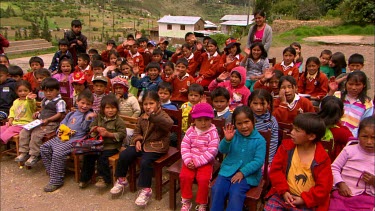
(180, 25, 185, 30)
(167, 24, 172, 30)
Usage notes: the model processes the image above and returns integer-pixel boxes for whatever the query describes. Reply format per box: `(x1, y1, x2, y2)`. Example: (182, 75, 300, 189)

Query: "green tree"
(41, 16, 52, 41)
(4, 29, 8, 39)
(338, 0, 375, 23)
(30, 22, 40, 39)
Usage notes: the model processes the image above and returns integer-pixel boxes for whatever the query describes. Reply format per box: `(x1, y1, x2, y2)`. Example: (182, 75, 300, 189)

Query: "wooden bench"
(167, 118, 225, 210)
(109, 109, 183, 200)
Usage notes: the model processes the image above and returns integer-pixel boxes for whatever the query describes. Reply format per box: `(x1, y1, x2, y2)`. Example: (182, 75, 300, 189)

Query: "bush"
(271, 0, 297, 17)
(337, 0, 375, 23)
(209, 33, 230, 48)
(296, 0, 321, 20)
(93, 27, 99, 31)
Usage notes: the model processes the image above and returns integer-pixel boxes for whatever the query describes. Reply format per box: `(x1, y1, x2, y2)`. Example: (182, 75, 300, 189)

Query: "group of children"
(0, 20, 374, 210)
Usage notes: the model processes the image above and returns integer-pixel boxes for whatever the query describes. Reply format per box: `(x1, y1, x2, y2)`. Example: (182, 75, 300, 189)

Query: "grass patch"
(7, 47, 58, 60)
(273, 24, 374, 46)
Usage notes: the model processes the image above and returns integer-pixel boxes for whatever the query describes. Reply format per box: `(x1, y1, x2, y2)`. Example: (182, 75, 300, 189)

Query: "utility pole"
(246, 0, 252, 26)
(112, 6, 115, 37)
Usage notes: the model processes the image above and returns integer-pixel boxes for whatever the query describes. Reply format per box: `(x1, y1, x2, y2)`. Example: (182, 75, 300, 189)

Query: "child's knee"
(179, 172, 195, 181)
(140, 158, 153, 169)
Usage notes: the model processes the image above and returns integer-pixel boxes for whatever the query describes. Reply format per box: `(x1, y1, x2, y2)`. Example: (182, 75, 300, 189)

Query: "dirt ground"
(2, 41, 374, 211)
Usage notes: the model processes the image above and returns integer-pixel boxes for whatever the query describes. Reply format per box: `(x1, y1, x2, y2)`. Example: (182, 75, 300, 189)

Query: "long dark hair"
(342, 71, 369, 104)
(207, 39, 221, 55)
(249, 42, 268, 60)
(318, 96, 344, 127)
(100, 94, 119, 117)
(249, 10, 266, 43)
(331, 52, 346, 77)
(57, 58, 74, 74)
(303, 57, 321, 90)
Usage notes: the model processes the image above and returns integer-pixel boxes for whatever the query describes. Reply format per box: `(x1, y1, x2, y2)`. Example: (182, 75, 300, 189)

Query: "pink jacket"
(208, 66, 250, 111)
(181, 124, 219, 168)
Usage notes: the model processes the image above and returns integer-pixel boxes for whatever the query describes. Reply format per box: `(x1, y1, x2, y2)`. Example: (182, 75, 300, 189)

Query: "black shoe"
(44, 184, 62, 192)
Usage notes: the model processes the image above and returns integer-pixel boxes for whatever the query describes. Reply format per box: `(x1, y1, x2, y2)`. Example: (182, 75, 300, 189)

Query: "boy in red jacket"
(265, 113, 333, 211)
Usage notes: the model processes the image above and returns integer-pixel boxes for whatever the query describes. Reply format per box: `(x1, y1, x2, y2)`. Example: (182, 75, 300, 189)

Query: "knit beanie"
(190, 103, 214, 119)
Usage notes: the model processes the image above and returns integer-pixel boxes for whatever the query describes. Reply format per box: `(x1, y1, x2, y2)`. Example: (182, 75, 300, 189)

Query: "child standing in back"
(110, 91, 173, 207)
(16, 78, 66, 167)
(181, 84, 204, 133)
(79, 94, 127, 189)
(41, 90, 95, 192)
(264, 113, 333, 210)
(273, 47, 299, 83)
(297, 57, 328, 106)
(52, 58, 74, 97)
(248, 89, 279, 165)
(8, 65, 24, 82)
(208, 66, 250, 111)
(180, 103, 220, 211)
(0, 81, 36, 144)
(317, 96, 353, 161)
(211, 106, 266, 211)
(329, 116, 375, 210)
(241, 42, 269, 91)
(328, 71, 373, 137)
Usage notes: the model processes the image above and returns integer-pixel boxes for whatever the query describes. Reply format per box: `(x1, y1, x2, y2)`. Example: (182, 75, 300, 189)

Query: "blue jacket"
(0, 78, 17, 115)
(49, 50, 73, 71)
(219, 128, 266, 186)
(131, 75, 162, 92)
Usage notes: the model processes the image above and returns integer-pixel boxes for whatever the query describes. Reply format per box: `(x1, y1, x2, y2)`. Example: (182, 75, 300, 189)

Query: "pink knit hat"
(190, 103, 214, 119)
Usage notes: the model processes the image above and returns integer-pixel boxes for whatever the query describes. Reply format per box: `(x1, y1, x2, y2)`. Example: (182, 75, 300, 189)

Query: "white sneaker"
(14, 153, 30, 162)
(135, 188, 152, 206)
(181, 199, 192, 211)
(195, 204, 207, 211)
(110, 179, 129, 195)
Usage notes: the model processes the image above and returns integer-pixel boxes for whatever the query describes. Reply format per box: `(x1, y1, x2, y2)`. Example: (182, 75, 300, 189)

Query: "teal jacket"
(218, 128, 266, 186)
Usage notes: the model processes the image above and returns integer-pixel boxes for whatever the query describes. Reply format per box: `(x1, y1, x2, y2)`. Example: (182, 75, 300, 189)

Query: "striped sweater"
(254, 111, 279, 164)
(334, 92, 374, 137)
(181, 124, 220, 168)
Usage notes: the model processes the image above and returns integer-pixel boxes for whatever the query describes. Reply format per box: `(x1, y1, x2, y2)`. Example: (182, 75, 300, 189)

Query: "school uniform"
(297, 72, 328, 100)
(274, 62, 299, 83)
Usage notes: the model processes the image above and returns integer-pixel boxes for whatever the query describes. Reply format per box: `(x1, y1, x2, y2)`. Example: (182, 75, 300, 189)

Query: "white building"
(220, 15, 254, 34)
(157, 16, 205, 39)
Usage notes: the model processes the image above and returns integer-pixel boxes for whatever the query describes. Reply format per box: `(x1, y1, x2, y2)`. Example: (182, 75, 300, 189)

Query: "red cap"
(224, 37, 240, 49)
(72, 72, 86, 84)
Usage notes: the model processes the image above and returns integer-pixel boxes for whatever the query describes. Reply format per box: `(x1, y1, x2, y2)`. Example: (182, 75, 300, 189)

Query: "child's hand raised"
(217, 71, 230, 82)
(328, 77, 338, 92)
(27, 93, 37, 100)
(264, 68, 275, 80)
(230, 171, 244, 183)
(223, 124, 235, 142)
(337, 182, 353, 197)
(362, 171, 375, 187)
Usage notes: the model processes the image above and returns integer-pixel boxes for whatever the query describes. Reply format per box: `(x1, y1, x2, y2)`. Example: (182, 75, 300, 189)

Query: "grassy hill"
(0, 0, 246, 42)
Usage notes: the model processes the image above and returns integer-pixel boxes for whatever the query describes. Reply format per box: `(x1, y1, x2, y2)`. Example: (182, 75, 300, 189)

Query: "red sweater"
(197, 52, 221, 79)
(171, 53, 201, 76)
(23, 72, 38, 92)
(116, 46, 145, 74)
(273, 96, 315, 124)
(168, 74, 196, 102)
(274, 63, 299, 83)
(329, 122, 353, 161)
(298, 72, 328, 100)
(266, 139, 333, 211)
(218, 53, 245, 73)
